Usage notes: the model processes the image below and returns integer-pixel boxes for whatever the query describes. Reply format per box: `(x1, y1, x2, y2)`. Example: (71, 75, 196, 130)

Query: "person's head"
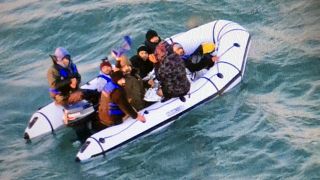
(116, 55, 132, 75)
(146, 29, 160, 43)
(137, 45, 149, 61)
(172, 43, 185, 56)
(154, 41, 169, 63)
(100, 58, 112, 75)
(52, 47, 71, 67)
(111, 71, 126, 86)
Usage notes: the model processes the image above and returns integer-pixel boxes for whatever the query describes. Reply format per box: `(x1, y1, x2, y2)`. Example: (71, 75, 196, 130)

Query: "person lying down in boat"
(172, 42, 219, 73)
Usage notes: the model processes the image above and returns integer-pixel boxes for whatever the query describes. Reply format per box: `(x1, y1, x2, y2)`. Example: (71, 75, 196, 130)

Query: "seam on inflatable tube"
(219, 72, 241, 94)
(101, 121, 138, 140)
(36, 112, 55, 134)
(212, 20, 218, 44)
(88, 137, 105, 157)
(217, 22, 233, 41)
(241, 34, 251, 72)
(199, 77, 219, 91)
(218, 29, 248, 42)
(217, 61, 241, 74)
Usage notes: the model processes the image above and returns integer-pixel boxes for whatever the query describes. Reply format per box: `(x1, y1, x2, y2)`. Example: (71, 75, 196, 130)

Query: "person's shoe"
(161, 97, 171, 103)
(179, 96, 186, 102)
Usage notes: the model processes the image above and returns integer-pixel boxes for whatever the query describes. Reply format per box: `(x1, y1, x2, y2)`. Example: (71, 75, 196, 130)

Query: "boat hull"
(76, 20, 251, 162)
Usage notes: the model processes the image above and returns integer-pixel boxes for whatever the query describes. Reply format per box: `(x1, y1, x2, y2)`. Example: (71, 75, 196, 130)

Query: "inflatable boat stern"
(76, 137, 106, 162)
(24, 112, 56, 140)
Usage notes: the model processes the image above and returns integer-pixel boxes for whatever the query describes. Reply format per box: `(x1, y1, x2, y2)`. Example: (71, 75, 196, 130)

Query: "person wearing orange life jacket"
(96, 71, 146, 130)
(47, 47, 99, 106)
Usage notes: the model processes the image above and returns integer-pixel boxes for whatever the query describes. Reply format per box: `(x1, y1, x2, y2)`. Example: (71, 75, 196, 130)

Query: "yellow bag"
(201, 42, 216, 54)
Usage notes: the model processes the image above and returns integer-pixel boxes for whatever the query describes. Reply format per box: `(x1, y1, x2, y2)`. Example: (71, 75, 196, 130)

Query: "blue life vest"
(49, 63, 79, 95)
(58, 63, 78, 79)
(104, 82, 124, 116)
(181, 55, 191, 61)
(97, 74, 111, 83)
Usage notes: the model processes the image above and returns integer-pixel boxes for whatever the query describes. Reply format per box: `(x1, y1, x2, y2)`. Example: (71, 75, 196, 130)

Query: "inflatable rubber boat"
(75, 20, 251, 162)
(23, 78, 98, 140)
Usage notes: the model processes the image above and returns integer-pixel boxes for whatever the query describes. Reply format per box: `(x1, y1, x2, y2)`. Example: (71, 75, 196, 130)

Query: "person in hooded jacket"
(172, 42, 219, 73)
(144, 29, 161, 54)
(96, 71, 146, 130)
(144, 29, 162, 64)
(130, 45, 154, 79)
(47, 47, 99, 106)
(154, 42, 190, 102)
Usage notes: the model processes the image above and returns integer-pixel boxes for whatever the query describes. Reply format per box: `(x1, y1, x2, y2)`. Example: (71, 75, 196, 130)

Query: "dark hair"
(137, 45, 149, 54)
(111, 71, 125, 83)
(146, 29, 158, 41)
(100, 58, 112, 69)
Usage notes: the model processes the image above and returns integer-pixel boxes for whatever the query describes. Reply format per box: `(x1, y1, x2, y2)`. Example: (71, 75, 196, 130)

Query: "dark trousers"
(81, 89, 100, 106)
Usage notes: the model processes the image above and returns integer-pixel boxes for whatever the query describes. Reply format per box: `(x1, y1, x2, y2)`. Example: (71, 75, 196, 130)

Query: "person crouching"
(47, 47, 100, 106)
(96, 71, 146, 130)
(47, 47, 82, 105)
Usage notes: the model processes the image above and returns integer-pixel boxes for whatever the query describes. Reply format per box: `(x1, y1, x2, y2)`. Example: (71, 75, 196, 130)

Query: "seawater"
(0, 0, 319, 179)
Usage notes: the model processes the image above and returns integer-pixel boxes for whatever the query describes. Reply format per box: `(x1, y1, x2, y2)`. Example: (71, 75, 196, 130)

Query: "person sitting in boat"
(154, 41, 190, 102)
(96, 71, 146, 130)
(130, 45, 156, 90)
(144, 29, 161, 64)
(130, 45, 154, 79)
(96, 58, 112, 92)
(47, 47, 99, 106)
(145, 29, 161, 54)
(172, 42, 219, 73)
(116, 55, 147, 111)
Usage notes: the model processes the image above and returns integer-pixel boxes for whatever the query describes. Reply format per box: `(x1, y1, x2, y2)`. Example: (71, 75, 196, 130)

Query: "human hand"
(149, 54, 157, 63)
(63, 112, 68, 125)
(68, 91, 83, 104)
(70, 78, 77, 89)
(148, 79, 155, 88)
(157, 88, 163, 97)
(212, 56, 219, 62)
(136, 113, 146, 123)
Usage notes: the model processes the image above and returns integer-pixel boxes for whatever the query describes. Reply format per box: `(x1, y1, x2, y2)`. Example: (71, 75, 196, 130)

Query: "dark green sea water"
(0, 0, 319, 179)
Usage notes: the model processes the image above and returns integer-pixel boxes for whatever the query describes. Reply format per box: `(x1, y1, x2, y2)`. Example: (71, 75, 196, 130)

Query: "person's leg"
(71, 124, 92, 143)
(81, 89, 100, 105)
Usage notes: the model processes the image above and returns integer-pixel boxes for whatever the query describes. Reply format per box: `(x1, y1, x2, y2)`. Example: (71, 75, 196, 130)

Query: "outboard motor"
(24, 100, 96, 142)
(64, 101, 96, 142)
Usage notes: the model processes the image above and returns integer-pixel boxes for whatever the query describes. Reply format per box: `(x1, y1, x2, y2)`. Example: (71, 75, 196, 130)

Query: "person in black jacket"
(144, 29, 161, 54)
(172, 43, 218, 72)
(172, 43, 219, 73)
(130, 45, 154, 79)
